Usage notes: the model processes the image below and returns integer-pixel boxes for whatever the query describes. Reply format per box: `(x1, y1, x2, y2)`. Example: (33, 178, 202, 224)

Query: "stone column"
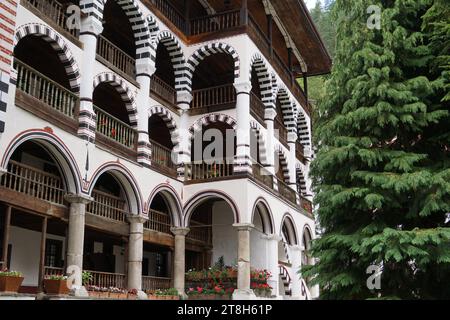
(127, 214, 148, 299)
(171, 227, 190, 297)
(287, 131, 298, 193)
(136, 63, 156, 167)
(289, 245, 302, 299)
(234, 82, 253, 175)
(232, 223, 256, 300)
(77, 16, 103, 142)
(262, 234, 281, 297)
(64, 194, 93, 297)
(176, 93, 193, 179)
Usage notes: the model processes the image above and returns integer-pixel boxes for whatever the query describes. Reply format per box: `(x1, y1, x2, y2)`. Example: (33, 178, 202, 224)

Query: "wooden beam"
(267, 14, 273, 58)
(1, 206, 11, 269)
(303, 75, 308, 101)
(184, 0, 191, 35)
(38, 216, 47, 293)
(240, 0, 248, 25)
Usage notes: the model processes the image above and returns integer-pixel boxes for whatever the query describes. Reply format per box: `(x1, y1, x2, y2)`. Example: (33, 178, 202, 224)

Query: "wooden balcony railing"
(94, 105, 136, 149)
(87, 270, 126, 289)
(250, 92, 266, 126)
(277, 178, 297, 205)
(187, 220, 212, 244)
(44, 266, 64, 276)
(148, 0, 186, 32)
(150, 139, 177, 173)
(24, 0, 79, 38)
(273, 50, 292, 85)
(275, 121, 289, 147)
(97, 35, 135, 79)
(252, 163, 274, 190)
(296, 141, 306, 163)
(1, 160, 66, 205)
(185, 162, 234, 181)
(190, 10, 241, 35)
(14, 59, 78, 118)
(150, 75, 176, 107)
(87, 190, 128, 222)
(144, 209, 171, 234)
(300, 196, 313, 216)
(142, 276, 172, 291)
(191, 84, 235, 110)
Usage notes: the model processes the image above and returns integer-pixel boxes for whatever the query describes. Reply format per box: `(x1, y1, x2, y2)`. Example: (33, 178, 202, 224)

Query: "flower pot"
(43, 279, 70, 295)
(0, 276, 24, 293)
(127, 293, 137, 300)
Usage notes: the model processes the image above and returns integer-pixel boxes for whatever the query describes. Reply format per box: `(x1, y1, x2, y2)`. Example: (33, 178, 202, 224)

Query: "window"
(45, 239, 63, 268)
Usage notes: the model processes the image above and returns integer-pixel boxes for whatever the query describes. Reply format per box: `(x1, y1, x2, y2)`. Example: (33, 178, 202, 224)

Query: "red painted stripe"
(0, 12, 15, 26)
(0, 33, 14, 45)
(0, 3, 17, 17)
(5, 0, 18, 8)
(0, 55, 11, 66)
(0, 22, 14, 35)
(0, 44, 13, 56)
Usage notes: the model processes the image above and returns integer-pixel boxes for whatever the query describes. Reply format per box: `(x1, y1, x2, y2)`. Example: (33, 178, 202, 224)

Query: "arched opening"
(185, 195, 236, 274)
(250, 200, 274, 269)
(275, 153, 287, 183)
(0, 140, 74, 292)
(154, 42, 176, 88)
(148, 114, 176, 172)
(98, 0, 136, 78)
(191, 52, 236, 110)
(92, 83, 136, 148)
(275, 94, 288, 145)
(189, 121, 236, 179)
(250, 64, 266, 126)
(13, 35, 78, 118)
(277, 215, 298, 297)
(302, 227, 313, 267)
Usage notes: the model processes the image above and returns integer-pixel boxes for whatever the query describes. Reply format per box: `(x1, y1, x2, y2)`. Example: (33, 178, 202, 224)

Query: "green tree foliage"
(302, 0, 450, 299)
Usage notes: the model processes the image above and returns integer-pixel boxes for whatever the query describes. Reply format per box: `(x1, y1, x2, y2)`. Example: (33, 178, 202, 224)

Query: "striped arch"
(275, 144, 290, 183)
(88, 162, 144, 215)
(252, 197, 275, 235)
(93, 73, 138, 127)
(295, 162, 307, 196)
(280, 213, 299, 246)
(147, 184, 183, 227)
(14, 23, 81, 93)
(81, 0, 151, 61)
(297, 108, 311, 147)
(148, 105, 179, 147)
(182, 42, 240, 93)
(147, 15, 160, 42)
(250, 120, 268, 165)
(275, 86, 297, 134)
(250, 53, 274, 108)
(153, 31, 186, 88)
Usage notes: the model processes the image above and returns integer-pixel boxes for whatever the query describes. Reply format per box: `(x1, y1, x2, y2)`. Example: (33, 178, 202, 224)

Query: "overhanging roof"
(271, 0, 332, 76)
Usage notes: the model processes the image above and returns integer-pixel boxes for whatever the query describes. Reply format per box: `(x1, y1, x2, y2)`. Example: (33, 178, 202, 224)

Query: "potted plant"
(43, 275, 71, 295)
(0, 269, 24, 293)
(148, 288, 180, 300)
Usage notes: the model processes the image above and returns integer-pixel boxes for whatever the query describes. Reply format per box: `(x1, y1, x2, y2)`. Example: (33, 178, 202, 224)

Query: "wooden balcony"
(275, 121, 289, 148)
(250, 92, 266, 127)
(86, 190, 129, 223)
(142, 276, 171, 292)
(300, 196, 313, 217)
(94, 105, 137, 150)
(191, 84, 236, 112)
(97, 35, 136, 80)
(0, 160, 66, 206)
(14, 59, 79, 119)
(144, 209, 171, 234)
(190, 10, 241, 36)
(87, 270, 126, 289)
(150, 75, 177, 109)
(150, 139, 177, 176)
(185, 162, 235, 181)
(277, 178, 297, 205)
(252, 163, 274, 190)
(187, 220, 212, 244)
(23, 0, 79, 42)
(296, 141, 307, 164)
(147, 0, 187, 33)
(44, 266, 64, 276)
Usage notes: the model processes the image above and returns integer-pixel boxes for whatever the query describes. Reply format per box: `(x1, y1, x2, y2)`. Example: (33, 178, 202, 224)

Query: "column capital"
(136, 60, 156, 77)
(64, 193, 93, 204)
(171, 227, 190, 236)
(265, 108, 277, 121)
(234, 81, 252, 94)
(80, 16, 104, 36)
(290, 245, 302, 253)
(261, 234, 282, 242)
(177, 92, 193, 108)
(127, 214, 148, 224)
(0, 167, 7, 178)
(287, 132, 297, 144)
(233, 223, 254, 231)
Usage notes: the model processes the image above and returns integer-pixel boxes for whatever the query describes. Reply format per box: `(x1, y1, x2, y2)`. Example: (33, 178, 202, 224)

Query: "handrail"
(142, 276, 172, 291)
(185, 162, 234, 181)
(14, 58, 78, 118)
(250, 92, 266, 125)
(144, 209, 171, 234)
(187, 220, 212, 243)
(149, 0, 186, 32)
(86, 270, 126, 289)
(150, 75, 176, 106)
(149, 139, 177, 172)
(87, 189, 129, 222)
(190, 9, 241, 35)
(97, 35, 136, 78)
(277, 177, 297, 205)
(192, 84, 236, 109)
(94, 105, 136, 149)
(252, 163, 274, 190)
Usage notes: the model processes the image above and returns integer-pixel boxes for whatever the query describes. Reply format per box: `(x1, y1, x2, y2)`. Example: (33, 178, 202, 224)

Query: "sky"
(304, 0, 323, 9)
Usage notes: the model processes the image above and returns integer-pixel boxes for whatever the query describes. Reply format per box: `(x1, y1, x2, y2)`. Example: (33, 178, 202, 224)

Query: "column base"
(70, 286, 89, 298)
(136, 290, 148, 300)
(232, 289, 256, 300)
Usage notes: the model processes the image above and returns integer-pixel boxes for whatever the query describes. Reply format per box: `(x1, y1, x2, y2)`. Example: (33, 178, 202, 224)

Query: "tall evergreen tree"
(302, 0, 450, 299)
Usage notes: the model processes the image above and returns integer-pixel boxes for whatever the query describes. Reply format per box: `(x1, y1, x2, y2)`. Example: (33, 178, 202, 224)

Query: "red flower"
(197, 287, 203, 293)
(110, 128, 117, 138)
